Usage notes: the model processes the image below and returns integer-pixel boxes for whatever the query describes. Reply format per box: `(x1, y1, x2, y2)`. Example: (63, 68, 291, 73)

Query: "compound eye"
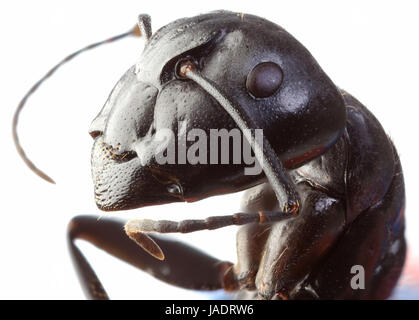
(246, 62, 283, 98)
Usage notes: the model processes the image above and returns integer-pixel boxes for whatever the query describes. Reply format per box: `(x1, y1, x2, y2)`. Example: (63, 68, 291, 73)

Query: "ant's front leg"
(124, 184, 345, 300)
(68, 215, 234, 299)
(224, 183, 346, 300)
(256, 184, 346, 299)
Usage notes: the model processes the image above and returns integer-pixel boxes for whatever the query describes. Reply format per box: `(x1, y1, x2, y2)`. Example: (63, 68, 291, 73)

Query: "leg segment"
(254, 184, 346, 299)
(224, 183, 347, 299)
(68, 215, 233, 299)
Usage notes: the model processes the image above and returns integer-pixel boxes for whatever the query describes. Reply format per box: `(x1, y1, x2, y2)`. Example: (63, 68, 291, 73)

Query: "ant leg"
(227, 183, 279, 292)
(68, 215, 234, 300)
(253, 184, 346, 300)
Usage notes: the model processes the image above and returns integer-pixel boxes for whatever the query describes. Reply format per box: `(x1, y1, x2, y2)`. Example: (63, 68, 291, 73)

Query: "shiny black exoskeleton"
(16, 10, 406, 299)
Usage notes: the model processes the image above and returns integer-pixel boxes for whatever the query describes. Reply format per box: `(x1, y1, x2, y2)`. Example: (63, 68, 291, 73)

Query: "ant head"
(89, 11, 346, 211)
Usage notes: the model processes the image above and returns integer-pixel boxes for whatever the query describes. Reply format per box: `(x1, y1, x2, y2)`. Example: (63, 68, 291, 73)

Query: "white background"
(0, 0, 418, 299)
